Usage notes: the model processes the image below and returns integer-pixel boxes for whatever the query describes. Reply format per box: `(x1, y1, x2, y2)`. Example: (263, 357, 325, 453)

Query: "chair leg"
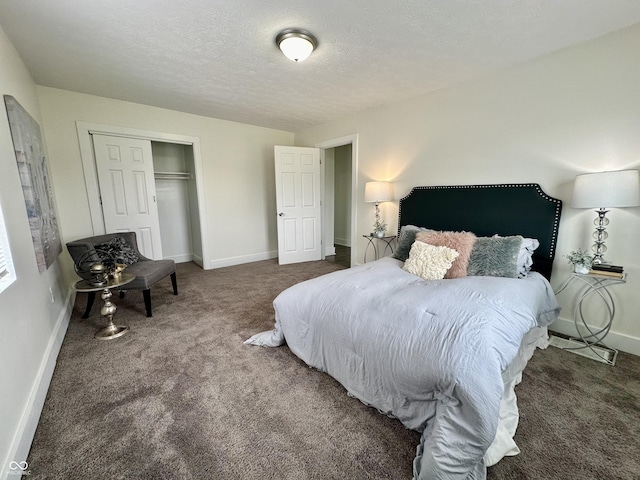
(143, 289, 152, 317)
(82, 292, 96, 319)
(170, 272, 178, 295)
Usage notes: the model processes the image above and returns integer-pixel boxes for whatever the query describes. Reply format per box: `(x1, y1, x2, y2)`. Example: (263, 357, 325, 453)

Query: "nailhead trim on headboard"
(397, 183, 563, 279)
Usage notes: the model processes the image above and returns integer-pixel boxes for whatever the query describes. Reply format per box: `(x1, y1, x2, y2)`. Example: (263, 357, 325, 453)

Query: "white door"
(274, 146, 322, 265)
(92, 134, 163, 260)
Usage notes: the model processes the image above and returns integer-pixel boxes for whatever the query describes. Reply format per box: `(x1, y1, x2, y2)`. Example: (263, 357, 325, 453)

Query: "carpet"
(25, 259, 640, 479)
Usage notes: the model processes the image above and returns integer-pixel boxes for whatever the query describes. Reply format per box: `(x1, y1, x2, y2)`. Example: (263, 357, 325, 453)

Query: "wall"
(295, 24, 640, 355)
(36, 86, 294, 273)
(0, 27, 72, 479)
(184, 146, 203, 264)
(334, 144, 352, 246)
(323, 148, 335, 256)
(152, 142, 197, 264)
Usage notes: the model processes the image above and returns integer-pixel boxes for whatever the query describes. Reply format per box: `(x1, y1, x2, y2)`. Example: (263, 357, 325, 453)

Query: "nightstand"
(550, 271, 626, 365)
(362, 234, 396, 263)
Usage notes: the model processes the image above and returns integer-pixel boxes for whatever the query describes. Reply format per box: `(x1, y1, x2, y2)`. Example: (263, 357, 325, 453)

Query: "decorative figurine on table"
(73, 249, 119, 285)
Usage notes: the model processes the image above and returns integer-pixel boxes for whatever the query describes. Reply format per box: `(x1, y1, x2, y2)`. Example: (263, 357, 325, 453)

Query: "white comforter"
(246, 257, 560, 479)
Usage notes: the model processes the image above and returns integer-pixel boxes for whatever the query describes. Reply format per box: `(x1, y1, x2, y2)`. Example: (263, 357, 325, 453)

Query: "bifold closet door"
(92, 134, 163, 260)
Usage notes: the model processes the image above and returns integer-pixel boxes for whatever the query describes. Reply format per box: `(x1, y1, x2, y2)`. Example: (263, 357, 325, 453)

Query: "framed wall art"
(4, 95, 61, 272)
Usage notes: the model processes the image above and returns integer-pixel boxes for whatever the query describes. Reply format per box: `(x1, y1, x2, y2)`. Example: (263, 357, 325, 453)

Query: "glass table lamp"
(571, 169, 640, 264)
(365, 181, 393, 236)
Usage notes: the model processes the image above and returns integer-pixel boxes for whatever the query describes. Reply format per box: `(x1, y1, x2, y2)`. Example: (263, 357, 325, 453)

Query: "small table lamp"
(364, 181, 393, 235)
(571, 169, 640, 264)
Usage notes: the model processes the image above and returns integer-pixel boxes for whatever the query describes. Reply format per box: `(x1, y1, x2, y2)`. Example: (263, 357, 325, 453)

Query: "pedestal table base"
(94, 287, 129, 341)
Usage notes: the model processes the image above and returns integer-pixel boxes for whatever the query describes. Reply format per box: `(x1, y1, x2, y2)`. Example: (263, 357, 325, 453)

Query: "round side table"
(554, 271, 626, 365)
(74, 273, 135, 340)
(362, 234, 396, 263)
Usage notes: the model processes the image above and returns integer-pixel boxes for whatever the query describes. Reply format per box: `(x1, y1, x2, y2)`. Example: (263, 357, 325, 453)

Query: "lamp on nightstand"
(365, 181, 393, 237)
(571, 169, 640, 264)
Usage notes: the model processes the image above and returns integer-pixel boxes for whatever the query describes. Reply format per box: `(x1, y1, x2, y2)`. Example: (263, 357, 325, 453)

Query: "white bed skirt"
(482, 325, 549, 466)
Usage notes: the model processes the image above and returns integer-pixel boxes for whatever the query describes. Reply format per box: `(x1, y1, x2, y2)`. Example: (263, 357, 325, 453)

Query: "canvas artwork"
(4, 95, 62, 272)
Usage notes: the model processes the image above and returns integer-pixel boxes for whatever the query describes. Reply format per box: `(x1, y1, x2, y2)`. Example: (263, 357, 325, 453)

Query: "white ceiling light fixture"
(276, 29, 317, 62)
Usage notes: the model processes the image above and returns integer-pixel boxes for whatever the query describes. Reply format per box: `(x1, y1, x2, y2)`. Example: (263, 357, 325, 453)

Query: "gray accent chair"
(67, 232, 177, 318)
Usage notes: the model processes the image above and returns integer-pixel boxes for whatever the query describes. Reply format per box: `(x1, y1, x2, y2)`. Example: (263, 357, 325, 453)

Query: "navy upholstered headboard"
(397, 184, 562, 280)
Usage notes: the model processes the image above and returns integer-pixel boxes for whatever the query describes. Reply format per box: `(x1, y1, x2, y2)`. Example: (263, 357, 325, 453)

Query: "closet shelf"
(154, 171, 192, 180)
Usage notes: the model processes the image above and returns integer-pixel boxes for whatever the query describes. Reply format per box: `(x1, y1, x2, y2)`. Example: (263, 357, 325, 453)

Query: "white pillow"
(518, 237, 540, 277)
(403, 241, 460, 281)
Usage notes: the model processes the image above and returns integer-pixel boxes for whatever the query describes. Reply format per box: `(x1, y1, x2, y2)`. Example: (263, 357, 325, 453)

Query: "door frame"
(315, 134, 358, 267)
(76, 121, 211, 269)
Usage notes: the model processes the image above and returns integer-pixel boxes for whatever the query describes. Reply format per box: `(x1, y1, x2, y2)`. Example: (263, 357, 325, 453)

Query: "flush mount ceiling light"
(276, 29, 317, 62)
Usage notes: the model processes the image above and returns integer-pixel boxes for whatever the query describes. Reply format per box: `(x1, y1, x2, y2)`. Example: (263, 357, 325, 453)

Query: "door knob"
(278, 212, 285, 216)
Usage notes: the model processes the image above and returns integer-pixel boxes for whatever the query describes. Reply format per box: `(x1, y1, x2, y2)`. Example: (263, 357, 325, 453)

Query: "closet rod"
(154, 171, 192, 180)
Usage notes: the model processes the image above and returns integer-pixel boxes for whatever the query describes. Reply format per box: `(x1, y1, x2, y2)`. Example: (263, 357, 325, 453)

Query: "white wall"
(184, 146, 203, 265)
(323, 148, 335, 256)
(334, 144, 352, 246)
(36, 87, 294, 272)
(295, 24, 640, 355)
(152, 142, 196, 264)
(0, 27, 72, 479)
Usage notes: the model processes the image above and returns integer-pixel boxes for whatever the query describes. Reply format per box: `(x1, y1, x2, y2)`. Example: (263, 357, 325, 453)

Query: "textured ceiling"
(2, 1, 640, 132)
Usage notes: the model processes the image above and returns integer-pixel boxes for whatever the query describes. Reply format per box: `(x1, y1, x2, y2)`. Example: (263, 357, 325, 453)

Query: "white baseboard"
(165, 253, 194, 264)
(549, 315, 640, 357)
(334, 238, 350, 247)
(192, 253, 203, 268)
(208, 250, 278, 269)
(2, 289, 73, 480)
(324, 246, 336, 257)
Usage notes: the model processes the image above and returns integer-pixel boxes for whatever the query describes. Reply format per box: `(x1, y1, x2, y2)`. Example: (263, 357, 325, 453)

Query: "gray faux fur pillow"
(393, 225, 432, 262)
(466, 236, 523, 278)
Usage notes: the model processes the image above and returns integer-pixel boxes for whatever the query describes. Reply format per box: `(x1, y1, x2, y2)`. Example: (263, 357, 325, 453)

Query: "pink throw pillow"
(415, 230, 477, 279)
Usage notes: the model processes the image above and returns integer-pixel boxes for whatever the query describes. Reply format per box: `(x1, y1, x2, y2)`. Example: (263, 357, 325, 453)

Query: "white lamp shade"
(279, 36, 314, 62)
(571, 169, 640, 208)
(364, 181, 393, 203)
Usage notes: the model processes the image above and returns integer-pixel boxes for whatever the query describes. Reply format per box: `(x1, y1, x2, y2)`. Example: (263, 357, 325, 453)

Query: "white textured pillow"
(403, 241, 460, 281)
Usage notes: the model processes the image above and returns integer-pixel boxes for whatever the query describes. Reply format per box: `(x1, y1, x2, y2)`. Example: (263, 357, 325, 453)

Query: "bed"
(246, 183, 563, 479)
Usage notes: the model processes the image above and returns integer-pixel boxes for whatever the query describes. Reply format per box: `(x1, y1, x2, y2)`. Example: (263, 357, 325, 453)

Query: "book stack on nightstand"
(589, 264, 624, 279)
